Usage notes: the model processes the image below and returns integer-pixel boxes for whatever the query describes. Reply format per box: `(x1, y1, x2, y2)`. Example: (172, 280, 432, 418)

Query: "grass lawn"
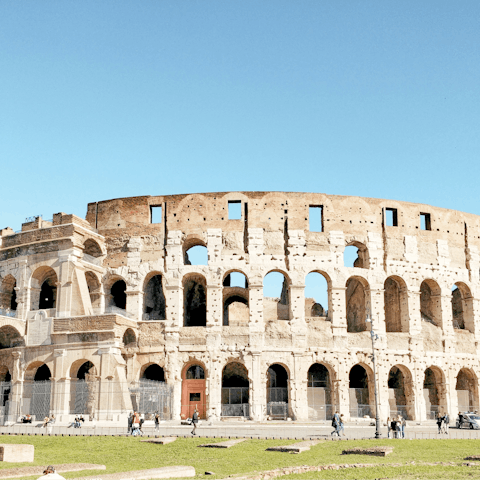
(0, 435, 479, 479)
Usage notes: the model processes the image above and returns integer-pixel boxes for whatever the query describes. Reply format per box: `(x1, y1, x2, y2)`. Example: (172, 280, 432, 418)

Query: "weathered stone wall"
(1, 191, 480, 422)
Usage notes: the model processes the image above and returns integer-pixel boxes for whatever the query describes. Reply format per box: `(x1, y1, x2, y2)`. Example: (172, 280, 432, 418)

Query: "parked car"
(456, 413, 480, 429)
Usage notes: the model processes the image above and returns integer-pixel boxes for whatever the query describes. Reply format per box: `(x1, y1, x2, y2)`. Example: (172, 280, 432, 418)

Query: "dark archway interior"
(349, 365, 368, 388)
(39, 280, 56, 309)
(144, 275, 166, 320)
(123, 329, 136, 347)
(308, 364, 330, 388)
(77, 361, 95, 380)
(267, 364, 288, 388)
(222, 363, 249, 387)
(184, 278, 206, 326)
(186, 365, 205, 379)
(34, 364, 51, 381)
(142, 364, 165, 382)
(111, 280, 126, 309)
(223, 295, 248, 326)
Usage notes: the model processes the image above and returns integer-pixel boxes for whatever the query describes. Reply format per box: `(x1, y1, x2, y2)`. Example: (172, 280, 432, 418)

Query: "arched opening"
(456, 368, 478, 412)
(70, 361, 98, 416)
(420, 280, 441, 327)
(31, 267, 58, 311)
(132, 364, 171, 417)
(388, 365, 414, 420)
(85, 272, 102, 312)
(305, 272, 329, 319)
(181, 363, 206, 419)
(307, 363, 332, 420)
(346, 277, 370, 332)
(349, 364, 371, 418)
(0, 326, 24, 349)
(384, 276, 409, 332)
(423, 367, 447, 420)
(344, 243, 369, 268)
(184, 245, 208, 266)
(263, 271, 290, 321)
(83, 239, 103, 264)
(223, 272, 249, 326)
(142, 364, 165, 382)
(144, 275, 166, 320)
(266, 364, 288, 419)
(122, 328, 136, 348)
(183, 274, 207, 327)
(0, 366, 11, 420)
(221, 363, 249, 417)
(452, 283, 474, 332)
(109, 280, 126, 310)
(0, 275, 17, 313)
(27, 364, 52, 420)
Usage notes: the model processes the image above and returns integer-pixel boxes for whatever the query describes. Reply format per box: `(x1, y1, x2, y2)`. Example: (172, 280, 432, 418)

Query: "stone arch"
(69, 359, 98, 380)
(0, 325, 24, 349)
(263, 270, 291, 321)
(420, 279, 442, 327)
(423, 366, 447, 419)
(181, 361, 207, 419)
(223, 270, 249, 326)
(0, 366, 11, 382)
(0, 274, 17, 312)
(349, 363, 374, 418)
(266, 363, 289, 407)
(344, 241, 370, 268)
(141, 363, 165, 382)
(452, 282, 474, 332)
(305, 271, 330, 319)
(0, 366, 11, 409)
(456, 368, 479, 412)
(346, 276, 370, 332)
(85, 271, 102, 311)
(221, 362, 249, 417)
(24, 362, 52, 419)
(123, 328, 136, 348)
(384, 276, 409, 332)
(83, 238, 103, 259)
(30, 266, 58, 311)
(183, 237, 208, 266)
(143, 273, 166, 320)
(307, 363, 333, 420)
(223, 270, 249, 288)
(388, 365, 414, 420)
(183, 273, 207, 327)
(69, 360, 98, 416)
(105, 276, 127, 310)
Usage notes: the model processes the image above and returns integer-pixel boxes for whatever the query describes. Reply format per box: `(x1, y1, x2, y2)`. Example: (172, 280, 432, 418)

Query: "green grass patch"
(0, 436, 478, 479)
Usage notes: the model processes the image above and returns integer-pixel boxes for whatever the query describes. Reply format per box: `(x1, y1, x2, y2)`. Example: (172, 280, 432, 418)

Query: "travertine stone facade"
(0, 192, 479, 422)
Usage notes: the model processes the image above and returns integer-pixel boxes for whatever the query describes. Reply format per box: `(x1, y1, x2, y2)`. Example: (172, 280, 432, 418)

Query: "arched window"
(223, 272, 249, 326)
(144, 275, 166, 320)
(384, 276, 408, 332)
(346, 277, 370, 332)
(0, 275, 17, 312)
(142, 364, 165, 382)
(184, 245, 208, 265)
(83, 239, 103, 264)
(222, 363, 249, 417)
(452, 283, 473, 332)
(85, 272, 102, 311)
(424, 367, 447, 420)
(420, 280, 441, 327)
(186, 365, 205, 379)
(344, 243, 369, 268)
(266, 364, 288, 405)
(388, 365, 414, 420)
(31, 267, 58, 311)
(110, 280, 126, 310)
(456, 368, 478, 412)
(305, 272, 329, 318)
(0, 326, 24, 349)
(349, 364, 370, 418)
(307, 364, 332, 420)
(263, 272, 290, 321)
(123, 328, 136, 348)
(183, 274, 207, 327)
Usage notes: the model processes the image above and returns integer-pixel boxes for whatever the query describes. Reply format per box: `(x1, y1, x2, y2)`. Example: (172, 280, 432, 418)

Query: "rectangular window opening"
(228, 200, 242, 220)
(150, 205, 162, 224)
(386, 208, 398, 227)
(420, 212, 431, 231)
(309, 205, 323, 232)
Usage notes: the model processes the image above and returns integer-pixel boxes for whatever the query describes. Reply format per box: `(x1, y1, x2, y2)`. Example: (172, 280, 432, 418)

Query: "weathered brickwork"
(0, 192, 479, 423)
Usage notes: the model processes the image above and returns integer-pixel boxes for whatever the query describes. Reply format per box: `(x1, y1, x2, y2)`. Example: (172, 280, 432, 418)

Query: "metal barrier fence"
(349, 404, 372, 418)
(267, 388, 288, 403)
(267, 402, 288, 419)
(221, 388, 249, 417)
(307, 404, 334, 421)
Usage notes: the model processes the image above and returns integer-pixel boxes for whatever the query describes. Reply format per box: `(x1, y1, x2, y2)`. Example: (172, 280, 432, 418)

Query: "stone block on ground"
(198, 438, 246, 448)
(0, 463, 106, 478)
(0, 444, 34, 462)
(141, 437, 177, 445)
(75, 465, 195, 479)
(342, 446, 393, 457)
(266, 440, 319, 453)
(465, 456, 480, 460)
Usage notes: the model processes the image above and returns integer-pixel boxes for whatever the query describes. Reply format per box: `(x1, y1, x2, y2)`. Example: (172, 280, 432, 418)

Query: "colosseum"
(0, 191, 479, 425)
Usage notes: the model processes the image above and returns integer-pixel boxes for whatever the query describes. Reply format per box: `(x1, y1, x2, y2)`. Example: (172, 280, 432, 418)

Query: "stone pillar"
(291, 352, 308, 420)
(97, 346, 121, 420)
(447, 366, 459, 418)
(206, 285, 222, 328)
(376, 360, 390, 421)
(206, 355, 222, 420)
(248, 282, 265, 351)
(330, 286, 347, 349)
(164, 285, 183, 328)
(126, 289, 143, 320)
(16, 259, 30, 320)
(165, 348, 181, 420)
(370, 288, 386, 335)
(407, 290, 422, 336)
(124, 353, 137, 383)
(249, 352, 264, 421)
(8, 351, 23, 420)
(56, 253, 75, 318)
(51, 349, 71, 419)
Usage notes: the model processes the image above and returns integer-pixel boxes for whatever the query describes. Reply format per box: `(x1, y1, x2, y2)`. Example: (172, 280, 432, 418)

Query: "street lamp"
(366, 314, 382, 439)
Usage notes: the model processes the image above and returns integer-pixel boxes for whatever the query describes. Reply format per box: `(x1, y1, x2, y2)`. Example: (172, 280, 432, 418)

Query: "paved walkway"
(1, 420, 477, 439)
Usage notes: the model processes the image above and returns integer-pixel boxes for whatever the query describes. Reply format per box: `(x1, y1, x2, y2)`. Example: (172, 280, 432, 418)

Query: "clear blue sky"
(1, 1, 479, 234)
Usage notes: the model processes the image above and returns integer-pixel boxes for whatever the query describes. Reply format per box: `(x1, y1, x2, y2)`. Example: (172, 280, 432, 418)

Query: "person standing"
(436, 413, 443, 434)
(127, 412, 133, 435)
(37, 465, 66, 479)
(391, 418, 398, 438)
(443, 413, 449, 434)
(338, 414, 345, 437)
(386, 417, 391, 438)
(154, 412, 160, 433)
(401, 416, 406, 438)
(191, 408, 199, 435)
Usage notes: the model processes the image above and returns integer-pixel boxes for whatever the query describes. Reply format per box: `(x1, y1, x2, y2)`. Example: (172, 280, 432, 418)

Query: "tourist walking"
(386, 417, 391, 438)
(401, 416, 406, 438)
(191, 408, 199, 435)
(436, 413, 443, 434)
(442, 413, 450, 434)
(338, 414, 345, 436)
(390, 418, 398, 438)
(330, 411, 340, 437)
(154, 412, 160, 433)
(127, 412, 133, 435)
(47, 415, 55, 435)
